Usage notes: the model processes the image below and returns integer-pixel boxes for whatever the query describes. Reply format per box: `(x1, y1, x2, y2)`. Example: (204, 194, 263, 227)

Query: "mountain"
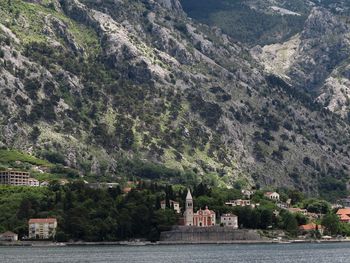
(0, 0, 349, 198)
(253, 6, 350, 119)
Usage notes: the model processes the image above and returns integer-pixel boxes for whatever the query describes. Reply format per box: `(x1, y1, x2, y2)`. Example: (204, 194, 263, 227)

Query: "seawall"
(160, 226, 264, 243)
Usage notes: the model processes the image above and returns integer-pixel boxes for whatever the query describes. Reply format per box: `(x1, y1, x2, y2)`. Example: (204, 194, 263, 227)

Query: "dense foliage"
(180, 0, 307, 46)
(1, 181, 348, 241)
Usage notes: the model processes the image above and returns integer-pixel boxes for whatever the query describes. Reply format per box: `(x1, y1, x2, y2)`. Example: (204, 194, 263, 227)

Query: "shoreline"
(1, 239, 350, 247)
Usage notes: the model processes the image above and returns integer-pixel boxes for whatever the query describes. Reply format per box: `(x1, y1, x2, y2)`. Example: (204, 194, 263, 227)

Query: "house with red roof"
(336, 208, 350, 223)
(299, 223, 324, 235)
(28, 218, 57, 239)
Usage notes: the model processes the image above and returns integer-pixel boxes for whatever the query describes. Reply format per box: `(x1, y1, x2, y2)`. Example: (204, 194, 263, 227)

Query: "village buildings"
(220, 213, 238, 228)
(225, 199, 259, 208)
(28, 218, 57, 240)
(225, 199, 251, 207)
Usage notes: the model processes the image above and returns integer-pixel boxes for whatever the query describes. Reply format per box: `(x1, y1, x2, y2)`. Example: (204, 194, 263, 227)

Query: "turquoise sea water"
(1, 243, 350, 263)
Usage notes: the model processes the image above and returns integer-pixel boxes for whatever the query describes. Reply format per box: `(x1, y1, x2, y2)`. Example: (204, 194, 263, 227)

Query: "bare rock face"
(155, 0, 183, 14)
(254, 6, 350, 118)
(290, 7, 350, 89)
(301, 7, 348, 39)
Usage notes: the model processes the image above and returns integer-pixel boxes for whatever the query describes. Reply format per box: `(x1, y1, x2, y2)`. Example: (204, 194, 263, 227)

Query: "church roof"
(186, 189, 192, 199)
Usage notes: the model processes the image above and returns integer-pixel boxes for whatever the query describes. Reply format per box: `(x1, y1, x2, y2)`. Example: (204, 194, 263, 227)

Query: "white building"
(28, 218, 57, 239)
(264, 192, 280, 201)
(221, 214, 238, 229)
(241, 189, 255, 199)
(225, 199, 251, 207)
(28, 178, 40, 187)
(0, 231, 18, 241)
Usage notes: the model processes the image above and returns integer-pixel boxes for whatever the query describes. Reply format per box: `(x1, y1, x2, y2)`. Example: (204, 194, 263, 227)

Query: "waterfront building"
(160, 200, 181, 213)
(220, 213, 238, 228)
(299, 223, 324, 235)
(184, 189, 216, 227)
(264, 192, 280, 201)
(28, 218, 57, 239)
(0, 170, 30, 186)
(0, 231, 18, 241)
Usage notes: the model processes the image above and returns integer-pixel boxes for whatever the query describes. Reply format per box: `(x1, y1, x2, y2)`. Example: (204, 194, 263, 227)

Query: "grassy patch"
(0, 150, 51, 167)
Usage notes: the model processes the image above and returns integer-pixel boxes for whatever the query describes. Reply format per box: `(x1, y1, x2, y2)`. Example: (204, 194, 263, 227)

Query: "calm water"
(1, 243, 350, 263)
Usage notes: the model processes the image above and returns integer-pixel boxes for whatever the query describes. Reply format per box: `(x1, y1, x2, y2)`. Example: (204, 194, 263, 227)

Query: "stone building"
(28, 218, 57, 240)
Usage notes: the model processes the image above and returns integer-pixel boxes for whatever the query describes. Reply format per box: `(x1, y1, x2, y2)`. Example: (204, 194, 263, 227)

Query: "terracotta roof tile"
(29, 218, 57, 224)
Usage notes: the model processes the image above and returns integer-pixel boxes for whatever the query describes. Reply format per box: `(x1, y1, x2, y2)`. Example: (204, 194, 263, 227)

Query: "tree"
(259, 208, 273, 229)
(304, 199, 330, 214)
(282, 212, 298, 237)
(322, 213, 340, 236)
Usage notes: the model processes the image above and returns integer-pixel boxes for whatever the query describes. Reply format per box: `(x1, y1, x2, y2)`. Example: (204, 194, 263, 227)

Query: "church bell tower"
(185, 189, 193, 226)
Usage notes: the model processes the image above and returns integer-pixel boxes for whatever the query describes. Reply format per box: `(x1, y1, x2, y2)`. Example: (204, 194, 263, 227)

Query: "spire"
(186, 189, 192, 200)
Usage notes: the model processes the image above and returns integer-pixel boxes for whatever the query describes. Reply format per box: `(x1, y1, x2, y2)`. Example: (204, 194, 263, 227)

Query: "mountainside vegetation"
(0, 0, 349, 200)
(1, 182, 348, 241)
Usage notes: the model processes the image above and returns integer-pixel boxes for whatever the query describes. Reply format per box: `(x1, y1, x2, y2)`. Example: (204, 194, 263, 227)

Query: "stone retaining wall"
(160, 226, 263, 242)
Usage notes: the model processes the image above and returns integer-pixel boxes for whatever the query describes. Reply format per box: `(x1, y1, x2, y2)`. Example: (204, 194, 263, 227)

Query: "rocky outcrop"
(254, 7, 350, 118)
(155, 0, 183, 14)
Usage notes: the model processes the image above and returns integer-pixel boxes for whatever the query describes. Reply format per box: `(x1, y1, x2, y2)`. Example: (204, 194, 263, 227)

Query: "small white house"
(220, 213, 238, 229)
(28, 178, 40, 187)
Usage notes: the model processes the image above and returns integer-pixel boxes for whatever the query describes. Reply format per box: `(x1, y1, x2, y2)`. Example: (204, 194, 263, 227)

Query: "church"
(184, 189, 216, 227)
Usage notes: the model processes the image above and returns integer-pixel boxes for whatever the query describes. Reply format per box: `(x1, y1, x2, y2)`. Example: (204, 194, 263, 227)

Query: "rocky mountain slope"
(253, 5, 350, 119)
(0, 0, 350, 197)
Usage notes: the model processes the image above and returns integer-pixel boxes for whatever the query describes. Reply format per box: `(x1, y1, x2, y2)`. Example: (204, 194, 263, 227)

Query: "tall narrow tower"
(185, 189, 193, 226)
